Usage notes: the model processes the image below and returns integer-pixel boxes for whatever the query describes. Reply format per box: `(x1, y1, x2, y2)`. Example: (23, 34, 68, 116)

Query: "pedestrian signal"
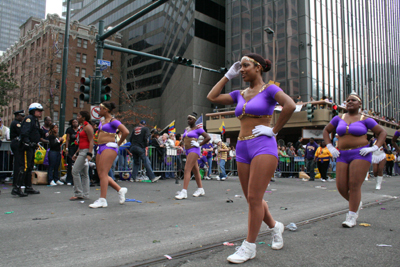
(306, 103, 315, 122)
(332, 104, 338, 118)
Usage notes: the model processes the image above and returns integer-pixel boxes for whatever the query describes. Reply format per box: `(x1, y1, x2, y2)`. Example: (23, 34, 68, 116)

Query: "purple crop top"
(183, 127, 205, 139)
(329, 115, 377, 137)
(229, 83, 282, 119)
(99, 119, 122, 134)
(395, 131, 400, 137)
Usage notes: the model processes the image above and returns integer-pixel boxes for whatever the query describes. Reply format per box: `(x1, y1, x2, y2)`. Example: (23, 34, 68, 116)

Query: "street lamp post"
(265, 27, 275, 81)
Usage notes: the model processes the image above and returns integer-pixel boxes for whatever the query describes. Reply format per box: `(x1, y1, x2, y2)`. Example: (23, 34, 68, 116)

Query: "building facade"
(0, 14, 121, 127)
(225, 0, 400, 120)
(66, 0, 226, 131)
(0, 0, 46, 52)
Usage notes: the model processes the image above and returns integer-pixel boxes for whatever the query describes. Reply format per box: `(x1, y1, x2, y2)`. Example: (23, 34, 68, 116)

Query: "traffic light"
(100, 77, 111, 103)
(219, 67, 228, 74)
(306, 103, 315, 122)
(79, 77, 91, 103)
(172, 56, 192, 66)
(332, 103, 338, 118)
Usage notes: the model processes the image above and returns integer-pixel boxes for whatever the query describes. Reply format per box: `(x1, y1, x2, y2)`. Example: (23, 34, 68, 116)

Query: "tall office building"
(225, 0, 400, 119)
(68, 0, 226, 130)
(0, 0, 46, 51)
(62, 0, 84, 17)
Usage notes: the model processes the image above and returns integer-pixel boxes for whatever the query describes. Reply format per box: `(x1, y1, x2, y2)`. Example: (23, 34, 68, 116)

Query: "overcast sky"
(46, 0, 63, 17)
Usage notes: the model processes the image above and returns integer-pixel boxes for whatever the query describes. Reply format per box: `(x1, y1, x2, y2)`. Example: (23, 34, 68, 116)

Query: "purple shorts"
(97, 143, 118, 155)
(236, 135, 278, 164)
(337, 145, 372, 164)
(186, 147, 201, 157)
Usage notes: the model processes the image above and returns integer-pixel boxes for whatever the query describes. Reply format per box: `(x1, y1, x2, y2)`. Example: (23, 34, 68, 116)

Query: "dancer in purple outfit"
(89, 101, 130, 208)
(207, 53, 295, 264)
(175, 112, 211, 200)
(323, 93, 386, 227)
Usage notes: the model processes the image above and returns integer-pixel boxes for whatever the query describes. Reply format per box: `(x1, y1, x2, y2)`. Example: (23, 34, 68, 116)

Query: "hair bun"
(264, 59, 272, 72)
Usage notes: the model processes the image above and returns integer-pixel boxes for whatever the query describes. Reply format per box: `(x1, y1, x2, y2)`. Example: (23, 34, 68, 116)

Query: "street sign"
(100, 65, 108, 71)
(91, 105, 101, 120)
(97, 59, 111, 66)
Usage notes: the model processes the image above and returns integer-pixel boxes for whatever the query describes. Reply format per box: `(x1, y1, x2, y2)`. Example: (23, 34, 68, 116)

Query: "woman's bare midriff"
(337, 134, 368, 150)
(97, 132, 115, 144)
(238, 117, 272, 137)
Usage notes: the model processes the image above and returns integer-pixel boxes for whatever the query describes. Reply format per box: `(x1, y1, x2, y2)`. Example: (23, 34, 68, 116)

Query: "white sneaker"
(356, 201, 362, 216)
(227, 240, 256, 264)
(216, 176, 220, 180)
(342, 213, 358, 228)
(321, 179, 326, 182)
(50, 180, 57, 186)
(89, 198, 108, 208)
(56, 180, 64, 185)
(118, 187, 128, 204)
(271, 221, 284, 250)
(67, 183, 72, 186)
(60, 175, 67, 183)
(175, 190, 187, 200)
(302, 178, 309, 181)
(204, 176, 211, 180)
(327, 178, 335, 182)
(193, 188, 205, 197)
(4, 177, 11, 182)
(376, 176, 382, 190)
(221, 177, 226, 181)
(152, 176, 161, 183)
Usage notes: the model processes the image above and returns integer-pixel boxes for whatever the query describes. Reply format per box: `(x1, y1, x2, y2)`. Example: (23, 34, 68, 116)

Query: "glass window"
(241, 11, 251, 33)
(276, 22, 285, 39)
(242, 32, 251, 49)
(58, 34, 63, 43)
(274, 0, 285, 23)
(287, 79, 299, 97)
(252, 29, 262, 46)
(73, 98, 78, 108)
(276, 63, 286, 80)
(54, 112, 59, 122)
(56, 64, 61, 73)
(286, 0, 297, 19)
(80, 100, 84, 108)
(232, 1, 240, 16)
(82, 54, 87, 63)
(54, 96, 59, 105)
(263, 4, 273, 27)
(241, 0, 250, 12)
(77, 38, 82, 47)
(232, 15, 240, 36)
(252, 7, 262, 29)
(76, 53, 81, 62)
(288, 61, 299, 79)
(81, 68, 86, 77)
(287, 36, 299, 61)
(73, 113, 77, 119)
(276, 38, 286, 63)
(286, 19, 298, 37)
(83, 40, 88, 49)
(232, 36, 240, 51)
(75, 67, 80, 77)
(74, 83, 79, 92)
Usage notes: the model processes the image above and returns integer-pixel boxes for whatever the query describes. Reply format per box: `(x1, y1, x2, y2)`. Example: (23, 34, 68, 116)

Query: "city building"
(0, 14, 122, 126)
(225, 0, 400, 118)
(66, 0, 226, 131)
(62, 0, 85, 17)
(0, 0, 46, 52)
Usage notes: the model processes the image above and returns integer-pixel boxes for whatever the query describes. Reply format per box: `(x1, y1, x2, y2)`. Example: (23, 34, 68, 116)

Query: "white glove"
(327, 143, 340, 159)
(191, 140, 200, 147)
(224, 61, 241, 80)
(359, 145, 378, 156)
(252, 125, 277, 137)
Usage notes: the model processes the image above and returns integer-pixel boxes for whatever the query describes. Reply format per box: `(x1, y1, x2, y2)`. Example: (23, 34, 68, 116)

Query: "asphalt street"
(0, 175, 399, 267)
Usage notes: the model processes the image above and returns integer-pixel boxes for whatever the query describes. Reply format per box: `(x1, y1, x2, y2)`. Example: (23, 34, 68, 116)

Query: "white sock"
(181, 189, 187, 193)
(349, 211, 357, 216)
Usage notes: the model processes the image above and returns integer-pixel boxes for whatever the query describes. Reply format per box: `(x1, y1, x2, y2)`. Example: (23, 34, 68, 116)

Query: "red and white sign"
(91, 105, 101, 120)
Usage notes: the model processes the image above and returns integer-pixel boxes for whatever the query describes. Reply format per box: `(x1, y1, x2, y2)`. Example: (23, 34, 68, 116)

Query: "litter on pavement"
(359, 223, 371, 227)
(286, 223, 297, 231)
(258, 242, 266, 244)
(164, 255, 172, 259)
(226, 199, 233, 203)
(4, 211, 14, 214)
(376, 244, 392, 247)
(280, 207, 288, 210)
(223, 242, 235, 246)
(235, 195, 242, 198)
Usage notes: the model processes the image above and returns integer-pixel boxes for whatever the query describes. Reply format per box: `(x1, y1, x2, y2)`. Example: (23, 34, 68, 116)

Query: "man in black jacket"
(130, 120, 160, 182)
(10, 110, 25, 194)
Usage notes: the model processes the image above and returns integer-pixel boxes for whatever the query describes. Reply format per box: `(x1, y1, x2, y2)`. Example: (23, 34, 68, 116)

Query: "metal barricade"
(0, 141, 13, 177)
(113, 146, 181, 181)
(210, 157, 238, 177)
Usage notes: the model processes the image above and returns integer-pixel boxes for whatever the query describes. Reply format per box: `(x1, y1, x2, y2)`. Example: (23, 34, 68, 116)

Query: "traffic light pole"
(103, 44, 223, 74)
(93, 20, 105, 105)
(59, 0, 71, 136)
